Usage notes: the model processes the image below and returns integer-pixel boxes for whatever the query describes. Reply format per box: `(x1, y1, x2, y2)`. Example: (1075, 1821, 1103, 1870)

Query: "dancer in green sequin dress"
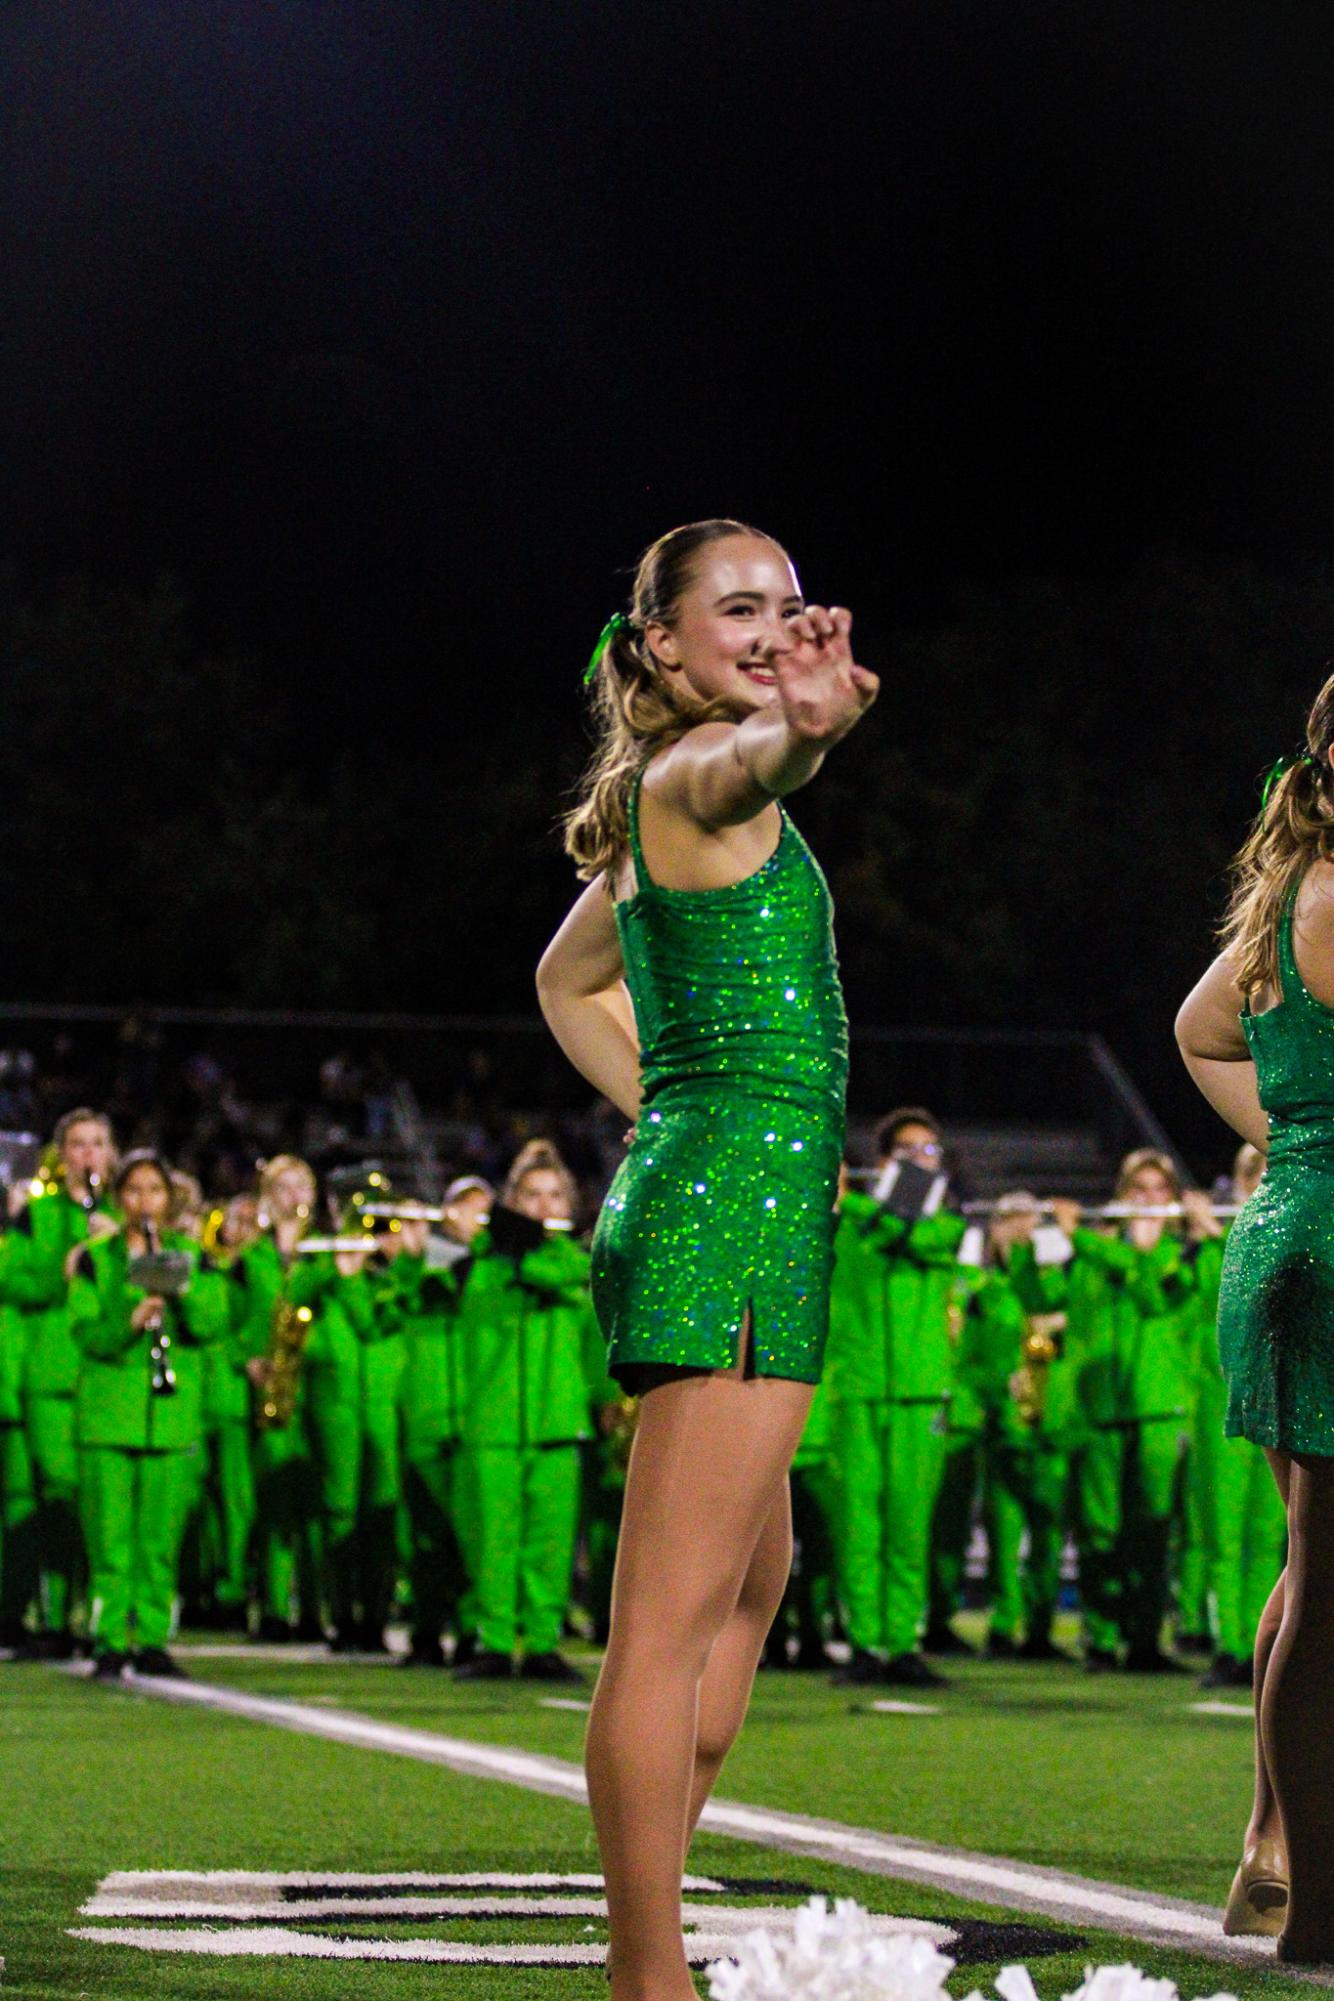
(1178, 674, 1334, 1963)
(539, 520, 876, 2000)
(592, 765, 848, 1386)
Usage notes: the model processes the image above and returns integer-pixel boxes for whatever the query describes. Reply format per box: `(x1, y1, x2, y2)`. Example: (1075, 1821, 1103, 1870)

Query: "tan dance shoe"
(1222, 1837, 1289, 1938)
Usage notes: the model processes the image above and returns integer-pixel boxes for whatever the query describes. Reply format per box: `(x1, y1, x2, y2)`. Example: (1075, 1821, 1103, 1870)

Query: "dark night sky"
(3, 2, 1334, 1146)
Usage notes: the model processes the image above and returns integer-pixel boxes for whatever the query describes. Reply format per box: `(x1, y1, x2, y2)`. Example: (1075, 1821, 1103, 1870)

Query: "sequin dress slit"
(1218, 887, 1334, 1453)
(590, 766, 849, 1387)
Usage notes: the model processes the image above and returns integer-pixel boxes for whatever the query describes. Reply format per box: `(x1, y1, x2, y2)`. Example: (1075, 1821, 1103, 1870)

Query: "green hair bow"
(583, 612, 632, 687)
(1261, 750, 1315, 810)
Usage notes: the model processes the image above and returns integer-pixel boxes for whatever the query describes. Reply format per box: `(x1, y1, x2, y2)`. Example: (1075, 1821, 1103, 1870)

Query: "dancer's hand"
(773, 606, 878, 745)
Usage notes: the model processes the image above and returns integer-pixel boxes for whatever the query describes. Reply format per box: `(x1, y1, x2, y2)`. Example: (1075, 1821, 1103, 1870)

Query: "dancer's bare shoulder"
(1291, 858, 1334, 1008)
(639, 734, 782, 891)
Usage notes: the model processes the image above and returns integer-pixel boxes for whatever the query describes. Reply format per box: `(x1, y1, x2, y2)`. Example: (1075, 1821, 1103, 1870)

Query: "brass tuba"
(255, 1295, 315, 1431)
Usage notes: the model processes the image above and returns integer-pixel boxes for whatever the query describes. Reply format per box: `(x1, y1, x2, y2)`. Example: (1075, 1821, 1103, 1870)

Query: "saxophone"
(255, 1294, 315, 1431)
(1011, 1313, 1066, 1427)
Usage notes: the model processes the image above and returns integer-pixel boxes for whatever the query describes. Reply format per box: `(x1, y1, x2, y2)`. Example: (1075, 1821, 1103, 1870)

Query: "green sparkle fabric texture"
(590, 767, 849, 1386)
(1219, 889, 1334, 1453)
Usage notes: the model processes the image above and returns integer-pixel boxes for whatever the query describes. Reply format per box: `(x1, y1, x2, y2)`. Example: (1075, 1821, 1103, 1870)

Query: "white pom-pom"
(705, 1899, 1242, 2001)
(706, 1896, 955, 2001)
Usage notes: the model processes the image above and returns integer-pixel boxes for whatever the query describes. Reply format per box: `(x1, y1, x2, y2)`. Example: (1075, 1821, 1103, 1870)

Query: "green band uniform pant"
(26, 1393, 82, 1633)
(0, 1419, 39, 1633)
(402, 1441, 469, 1646)
(928, 1426, 984, 1633)
(80, 1444, 194, 1653)
(252, 1422, 319, 1626)
(833, 1397, 948, 1658)
(459, 1443, 581, 1657)
(1204, 1430, 1287, 1658)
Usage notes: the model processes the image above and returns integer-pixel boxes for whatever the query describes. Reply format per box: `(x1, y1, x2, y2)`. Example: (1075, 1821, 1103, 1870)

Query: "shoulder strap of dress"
(1277, 883, 1304, 1004)
(625, 765, 650, 885)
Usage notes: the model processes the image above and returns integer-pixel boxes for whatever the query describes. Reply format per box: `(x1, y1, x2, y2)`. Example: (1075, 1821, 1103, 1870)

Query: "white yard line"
(1189, 1702, 1254, 1719)
(539, 1697, 590, 1712)
(108, 1669, 1314, 1974)
(869, 1699, 941, 1716)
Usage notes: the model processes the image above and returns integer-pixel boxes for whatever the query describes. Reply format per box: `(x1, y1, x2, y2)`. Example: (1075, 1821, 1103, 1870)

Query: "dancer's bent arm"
(536, 876, 640, 1124)
(1175, 955, 1268, 1151)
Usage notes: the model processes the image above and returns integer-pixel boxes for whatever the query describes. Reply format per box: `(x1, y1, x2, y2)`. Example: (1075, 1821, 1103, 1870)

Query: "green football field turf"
(0, 1620, 1321, 2001)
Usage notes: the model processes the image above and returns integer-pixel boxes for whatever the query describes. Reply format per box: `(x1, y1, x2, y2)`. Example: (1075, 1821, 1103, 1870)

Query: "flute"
(360, 1204, 574, 1232)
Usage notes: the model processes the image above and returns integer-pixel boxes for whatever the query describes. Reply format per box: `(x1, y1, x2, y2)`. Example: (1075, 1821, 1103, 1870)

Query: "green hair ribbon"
(1261, 750, 1315, 811)
(583, 612, 631, 687)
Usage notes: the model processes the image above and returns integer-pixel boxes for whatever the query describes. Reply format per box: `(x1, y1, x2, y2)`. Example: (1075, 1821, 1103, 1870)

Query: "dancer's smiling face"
(645, 534, 803, 719)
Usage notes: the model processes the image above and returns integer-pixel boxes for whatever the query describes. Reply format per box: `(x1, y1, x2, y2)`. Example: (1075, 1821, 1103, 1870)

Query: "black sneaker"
(829, 1646, 885, 1686)
(1084, 1646, 1120, 1674)
(793, 1638, 829, 1671)
(1018, 1633, 1074, 1663)
(1175, 1629, 1213, 1658)
(882, 1651, 948, 1689)
(452, 1649, 514, 1681)
(986, 1632, 1019, 1659)
(16, 1628, 76, 1662)
(357, 1626, 392, 1655)
(1200, 1651, 1253, 1691)
(1124, 1647, 1189, 1676)
(401, 1640, 447, 1670)
(450, 1632, 478, 1670)
(327, 1629, 363, 1654)
(520, 1651, 586, 1683)
(922, 1624, 976, 1657)
(293, 1617, 329, 1644)
(92, 1650, 129, 1682)
(133, 1647, 189, 1679)
(255, 1615, 294, 1643)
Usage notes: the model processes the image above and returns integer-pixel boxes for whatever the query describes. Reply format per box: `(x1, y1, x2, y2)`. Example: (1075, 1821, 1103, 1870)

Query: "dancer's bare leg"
(1261, 1451, 1334, 1960)
(1245, 1449, 1290, 1851)
(683, 1479, 794, 1858)
(586, 1338, 811, 2001)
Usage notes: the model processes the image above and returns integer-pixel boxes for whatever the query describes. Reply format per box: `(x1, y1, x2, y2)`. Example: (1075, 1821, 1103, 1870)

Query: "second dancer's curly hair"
(563, 517, 789, 880)
(1221, 670, 1334, 995)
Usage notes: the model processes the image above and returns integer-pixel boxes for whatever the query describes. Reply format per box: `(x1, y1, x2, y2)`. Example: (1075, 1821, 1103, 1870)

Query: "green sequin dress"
(1219, 890, 1334, 1453)
(590, 768, 849, 1387)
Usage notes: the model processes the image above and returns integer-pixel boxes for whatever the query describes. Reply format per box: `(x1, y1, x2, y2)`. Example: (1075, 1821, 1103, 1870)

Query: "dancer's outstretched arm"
(650, 606, 878, 828)
(537, 875, 640, 1123)
(1176, 954, 1268, 1151)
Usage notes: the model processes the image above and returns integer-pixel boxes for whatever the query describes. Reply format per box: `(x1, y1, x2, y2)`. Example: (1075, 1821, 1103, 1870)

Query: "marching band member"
(825, 1110, 965, 1687)
(929, 1192, 1044, 1658)
(1185, 1144, 1285, 1689)
(191, 1193, 261, 1629)
(69, 1150, 228, 1679)
(2, 1110, 118, 1656)
(982, 1198, 1080, 1659)
(229, 1156, 325, 1640)
(387, 1178, 491, 1667)
(0, 1184, 38, 1647)
(453, 1141, 602, 1681)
